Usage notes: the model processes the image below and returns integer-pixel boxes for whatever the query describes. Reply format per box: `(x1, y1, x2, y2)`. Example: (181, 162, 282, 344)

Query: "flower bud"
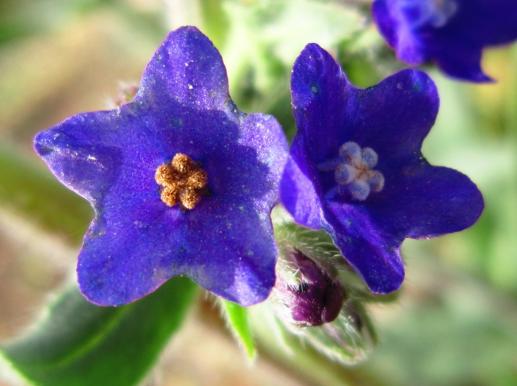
(294, 300, 376, 365)
(265, 213, 377, 364)
(273, 249, 345, 327)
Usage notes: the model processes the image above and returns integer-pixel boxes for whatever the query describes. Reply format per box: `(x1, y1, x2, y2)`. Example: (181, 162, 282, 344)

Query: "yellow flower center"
(155, 153, 208, 210)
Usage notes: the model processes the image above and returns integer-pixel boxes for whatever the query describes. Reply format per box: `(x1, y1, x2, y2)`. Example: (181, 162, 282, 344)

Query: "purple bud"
(274, 250, 345, 327)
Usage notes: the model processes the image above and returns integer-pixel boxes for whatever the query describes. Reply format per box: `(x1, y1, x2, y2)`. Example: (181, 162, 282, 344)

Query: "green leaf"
(1, 277, 197, 386)
(220, 300, 256, 360)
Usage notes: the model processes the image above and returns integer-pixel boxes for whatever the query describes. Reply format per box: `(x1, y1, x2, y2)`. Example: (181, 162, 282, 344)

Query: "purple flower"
(34, 27, 288, 306)
(373, 0, 517, 82)
(280, 43, 483, 294)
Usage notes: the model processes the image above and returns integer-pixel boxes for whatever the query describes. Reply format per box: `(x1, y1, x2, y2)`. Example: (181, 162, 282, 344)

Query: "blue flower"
(373, 0, 517, 82)
(280, 43, 483, 293)
(34, 27, 288, 306)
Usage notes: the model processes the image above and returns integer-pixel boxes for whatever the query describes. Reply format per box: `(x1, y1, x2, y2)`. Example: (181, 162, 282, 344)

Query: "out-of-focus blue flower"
(280, 43, 483, 293)
(34, 27, 288, 306)
(373, 0, 517, 82)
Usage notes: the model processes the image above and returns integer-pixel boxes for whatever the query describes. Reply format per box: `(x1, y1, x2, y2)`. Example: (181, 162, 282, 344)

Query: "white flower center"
(319, 141, 385, 201)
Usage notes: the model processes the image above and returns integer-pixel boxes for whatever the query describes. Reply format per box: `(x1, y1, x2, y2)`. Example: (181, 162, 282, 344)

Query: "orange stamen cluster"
(155, 153, 208, 210)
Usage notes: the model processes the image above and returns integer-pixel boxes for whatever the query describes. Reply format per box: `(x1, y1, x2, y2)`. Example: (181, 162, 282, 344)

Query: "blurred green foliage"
(1, 278, 196, 386)
(0, 145, 90, 243)
(0, 1, 516, 386)
(221, 300, 257, 360)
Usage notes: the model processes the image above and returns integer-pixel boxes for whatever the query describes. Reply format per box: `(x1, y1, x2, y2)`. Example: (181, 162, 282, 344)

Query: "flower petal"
(446, 0, 517, 47)
(291, 44, 439, 163)
(78, 197, 277, 306)
(184, 199, 279, 306)
(290, 43, 349, 163)
(33, 103, 188, 206)
(366, 161, 484, 239)
(346, 69, 439, 161)
(280, 135, 324, 229)
(323, 202, 405, 294)
(372, 0, 397, 50)
(373, 0, 517, 82)
(373, 0, 428, 64)
(235, 113, 288, 208)
(138, 26, 230, 110)
(433, 40, 492, 82)
(33, 110, 157, 203)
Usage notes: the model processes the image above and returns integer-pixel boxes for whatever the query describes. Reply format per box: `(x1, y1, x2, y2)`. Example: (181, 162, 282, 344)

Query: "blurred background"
(0, 1, 516, 385)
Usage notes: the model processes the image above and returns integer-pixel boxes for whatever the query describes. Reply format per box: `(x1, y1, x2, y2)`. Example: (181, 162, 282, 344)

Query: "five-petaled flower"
(373, 0, 517, 82)
(280, 43, 484, 294)
(34, 27, 288, 306)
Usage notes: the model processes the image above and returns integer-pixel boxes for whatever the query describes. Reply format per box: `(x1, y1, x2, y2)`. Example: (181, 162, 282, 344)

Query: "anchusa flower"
(280, 43, 484, 294)
(373, 0, 517, 81)
(34, 27, 288, 306)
